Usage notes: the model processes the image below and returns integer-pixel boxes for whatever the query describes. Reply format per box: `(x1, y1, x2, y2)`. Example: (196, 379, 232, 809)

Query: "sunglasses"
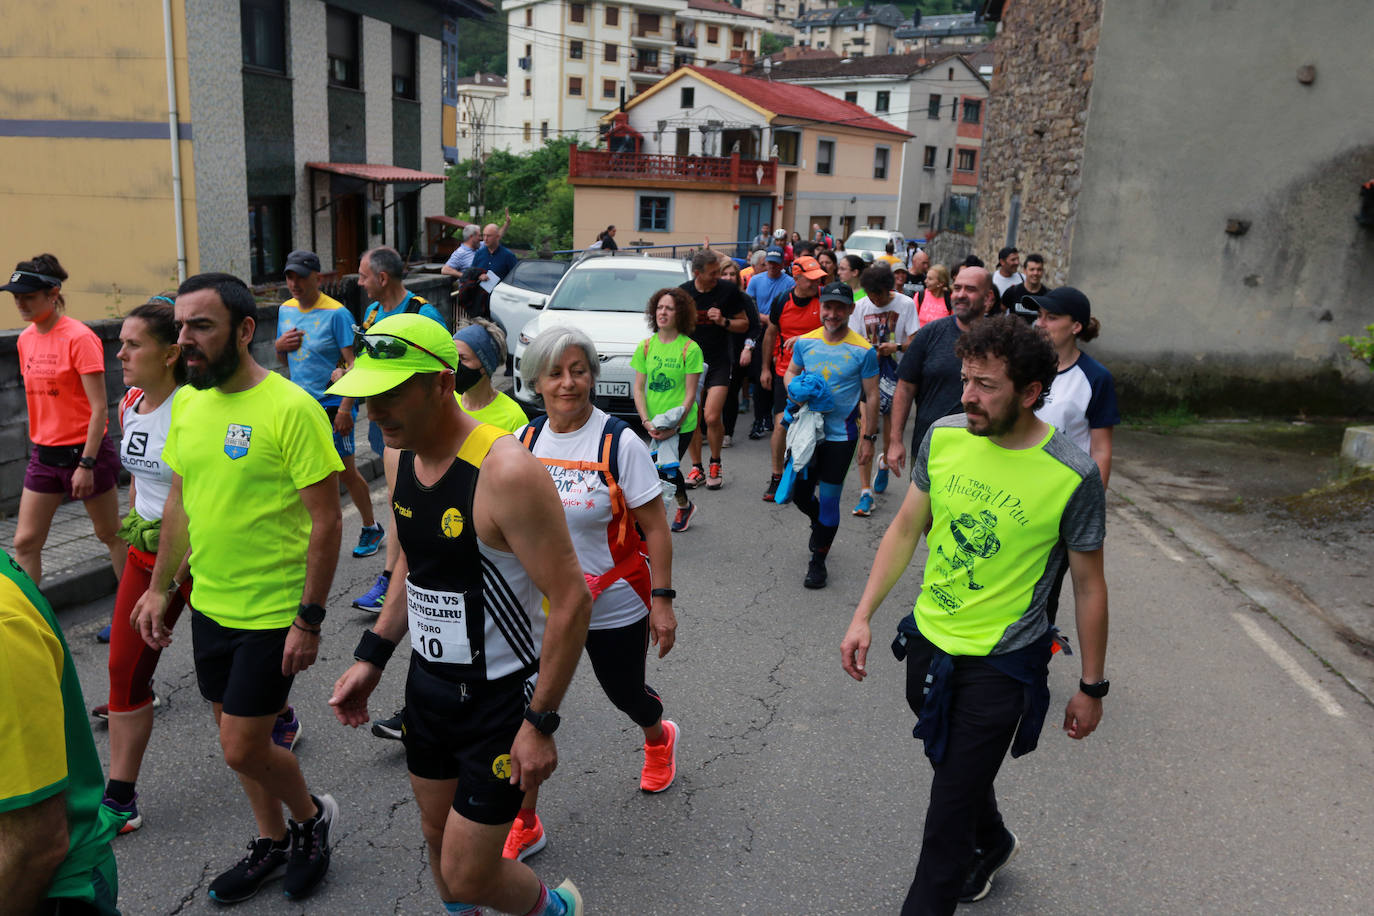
(352, 325, 453, 371)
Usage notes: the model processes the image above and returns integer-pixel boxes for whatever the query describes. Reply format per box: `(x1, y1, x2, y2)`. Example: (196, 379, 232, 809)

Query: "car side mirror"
(530, 295, 547, 310)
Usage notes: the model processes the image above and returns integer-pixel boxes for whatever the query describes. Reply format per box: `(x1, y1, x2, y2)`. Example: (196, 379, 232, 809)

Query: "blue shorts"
(324, 404, 356, 459)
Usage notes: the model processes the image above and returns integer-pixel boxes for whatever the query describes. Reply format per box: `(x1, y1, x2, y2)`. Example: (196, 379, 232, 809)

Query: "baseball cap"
(792, 255, 827, 280)
(997, 246, 1019, 261)
(819, 281, 855, 304)
(283, 250, 322, 276)
(325, 314, 457, 398)
(1, 269, 62, 294)
(773, 228, 787, 239)
(1025, 286, 1090, 326)
(764, 247, 785, 264)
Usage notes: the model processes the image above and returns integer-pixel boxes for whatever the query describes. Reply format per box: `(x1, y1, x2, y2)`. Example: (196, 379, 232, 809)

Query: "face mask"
(453, 363, 485, 395)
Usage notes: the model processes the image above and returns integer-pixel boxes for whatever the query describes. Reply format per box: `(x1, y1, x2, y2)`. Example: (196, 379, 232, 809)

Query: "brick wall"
(973, 0, 1102, 284)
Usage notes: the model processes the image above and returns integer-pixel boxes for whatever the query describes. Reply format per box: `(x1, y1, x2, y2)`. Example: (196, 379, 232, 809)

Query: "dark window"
(603, 78, 617, 98)
(680, 86, 694, 108)
(569, 76, 583, 96)
(732, 29, 745, 48)
(392, 28, 417, 99)
(844, 91, 858, 104)
(927, 93, 941, 119)
(523, 122, 531, 141)
(247, 196, 292, 284)
(638, 195, 671, 231)
(676, 128, 690, 156)
(570, 40, 583, 59)
(541, 121, 549, 140)
(817, 139, 834, 175)
(327, 7, 360, 89)
(918, 202, 932, 224)
(707, 25, 719, 43)
(606, 6, 619, 26)
(946, 148, 953, 169)
(774, 129, 799, 165)
(640, 48, 659, 68)
(571, 3, 586, 23)
(923, 145, 936, 168)
(525, 8, 532, 26)
(962, 98, 982, 123)
(524, 78, 531, 96)
(604, 43, 618, 62)
(441, 32, 459, 101)
(874, 146, 889, 180)
(241, 0, 286, 73)
(393, 191, 418, 260)
(640, 13, 660, 34)
(868, 215, 885, 229)
(875, 90, 889, 113)
(957, 148, 976, 171)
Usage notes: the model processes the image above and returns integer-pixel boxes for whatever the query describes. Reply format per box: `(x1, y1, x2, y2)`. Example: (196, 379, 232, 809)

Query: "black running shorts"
(191, 611, 295, 717)
(402, 654, 534, 826)
(701, 360, 732, 391)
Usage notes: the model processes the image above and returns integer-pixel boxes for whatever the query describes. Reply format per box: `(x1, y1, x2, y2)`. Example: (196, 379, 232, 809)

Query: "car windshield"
(548, 267, 685, 312)
(505, 259, 568, 295)
(845, 234, 889, 253)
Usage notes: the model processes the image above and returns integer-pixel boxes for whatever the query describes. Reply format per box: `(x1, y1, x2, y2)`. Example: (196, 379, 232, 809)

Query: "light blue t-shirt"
(745, 271, 796, 317)
(790, 327, 879, 441)
(278, 293, 355, 406)
(361, 291, 448, 333)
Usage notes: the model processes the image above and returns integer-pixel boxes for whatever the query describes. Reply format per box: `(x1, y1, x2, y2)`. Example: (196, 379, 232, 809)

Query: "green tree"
(761, 33, 793, 57)
(446, 139, 581, 251)
(456, 17, 506, 77)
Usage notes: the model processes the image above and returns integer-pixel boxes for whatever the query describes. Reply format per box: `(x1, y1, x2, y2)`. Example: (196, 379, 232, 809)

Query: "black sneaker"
(371, 709, 404, 741)
(282, 793, 338, 899)
(959, 826, 1020, 903)
(748, 419, 767, 440)
(762, 475, 781, 502)
(804, 552, 828, 589)
(208, 836, 288, 904)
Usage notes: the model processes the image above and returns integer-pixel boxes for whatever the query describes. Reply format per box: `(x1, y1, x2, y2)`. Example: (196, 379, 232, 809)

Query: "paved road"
(58, 432, 1374, 915)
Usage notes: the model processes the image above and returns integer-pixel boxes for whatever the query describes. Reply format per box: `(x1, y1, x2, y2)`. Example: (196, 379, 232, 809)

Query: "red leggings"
(107, 546, 190, 713)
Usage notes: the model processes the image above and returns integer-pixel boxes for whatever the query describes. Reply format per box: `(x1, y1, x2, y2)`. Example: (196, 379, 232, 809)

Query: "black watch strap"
(298, 602, 327, 626)
(523, 707, 561, 735)
(78, 455, 97, 469)
(651, 587, 676, 599)
(1079, 678, 1110, 699)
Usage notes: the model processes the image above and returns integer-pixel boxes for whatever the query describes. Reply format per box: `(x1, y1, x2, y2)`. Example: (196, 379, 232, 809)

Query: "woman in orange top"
(5, 253, 124, 585)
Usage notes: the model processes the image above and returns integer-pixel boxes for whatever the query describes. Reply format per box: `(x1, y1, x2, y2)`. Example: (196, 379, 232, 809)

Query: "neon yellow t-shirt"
(629, 334, 704, 434)
(457, 390, 529, 433)
(0, 554, 121, 906)
(162, 372, 343, 628)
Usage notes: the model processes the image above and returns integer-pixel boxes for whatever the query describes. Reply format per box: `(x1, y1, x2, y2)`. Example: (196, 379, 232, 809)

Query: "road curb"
(1111, 469, 1374, 709)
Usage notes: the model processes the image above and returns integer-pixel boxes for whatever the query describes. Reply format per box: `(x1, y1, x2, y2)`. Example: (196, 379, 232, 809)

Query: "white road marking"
(1114, 507, 1184, 562)
(1231, 612, 1346, 718)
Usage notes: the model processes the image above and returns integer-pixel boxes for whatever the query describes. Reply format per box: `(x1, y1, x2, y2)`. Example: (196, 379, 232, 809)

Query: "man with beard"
(758, 255, 827, 501)
(1000, 253, 1052, 324)
(326, 314, 590, 916)
(886, 266, 997, 476)
(841, 315, 1109, 914)
(132, 273, 344, 903)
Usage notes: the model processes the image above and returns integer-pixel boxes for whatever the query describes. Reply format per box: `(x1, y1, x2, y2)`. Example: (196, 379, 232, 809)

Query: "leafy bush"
(1341, 323, 1374, 372)
(445, 139, 580, 251)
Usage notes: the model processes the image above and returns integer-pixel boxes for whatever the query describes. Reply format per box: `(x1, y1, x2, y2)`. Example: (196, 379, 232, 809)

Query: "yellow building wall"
(573, 186, 740, 252)
(794, 128, 899, 196)
(0, 0, 197, 326)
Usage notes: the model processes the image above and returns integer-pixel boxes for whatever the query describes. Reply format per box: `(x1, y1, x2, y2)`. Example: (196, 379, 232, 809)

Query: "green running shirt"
(630, 334, 704, 434)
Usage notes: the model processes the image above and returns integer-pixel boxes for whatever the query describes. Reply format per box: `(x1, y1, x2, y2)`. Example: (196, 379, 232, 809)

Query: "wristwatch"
(297, 602, 327, 627)
(78, 455, 97, 469)
(1079, 678, 1110, 699)
(651, 587, 676, 599)
(524, 707, 561, 736)
(863, 433, 879, 442)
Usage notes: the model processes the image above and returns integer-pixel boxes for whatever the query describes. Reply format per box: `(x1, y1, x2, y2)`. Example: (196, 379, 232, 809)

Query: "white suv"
(511, 255, 692, 417)
(841, 229, 908, 262)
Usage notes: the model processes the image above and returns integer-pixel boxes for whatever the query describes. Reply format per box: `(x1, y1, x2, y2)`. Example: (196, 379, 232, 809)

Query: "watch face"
(299, 603, 327, 625)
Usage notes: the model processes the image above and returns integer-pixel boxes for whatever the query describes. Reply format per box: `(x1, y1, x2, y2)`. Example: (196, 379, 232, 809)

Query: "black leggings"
(585, 615, 664, 728)
(792, 438, 857, 554)
(723, 358, 749, 437)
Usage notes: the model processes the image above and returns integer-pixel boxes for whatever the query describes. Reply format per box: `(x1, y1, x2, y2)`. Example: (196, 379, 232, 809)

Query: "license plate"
(596, 381, 630, 397)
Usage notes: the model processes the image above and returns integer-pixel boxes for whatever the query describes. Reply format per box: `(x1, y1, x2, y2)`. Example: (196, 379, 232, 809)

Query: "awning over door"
(306, 162, 447, 184)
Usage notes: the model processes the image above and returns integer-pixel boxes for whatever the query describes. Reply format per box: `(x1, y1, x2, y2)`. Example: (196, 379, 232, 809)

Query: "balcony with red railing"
(568, 147, 778, 191)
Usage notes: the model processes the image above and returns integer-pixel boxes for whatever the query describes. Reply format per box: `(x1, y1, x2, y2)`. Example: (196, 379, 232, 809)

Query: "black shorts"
(701, 360, 732, 390)
(191, 611, 295, 717)
(402, 654, 535, 826)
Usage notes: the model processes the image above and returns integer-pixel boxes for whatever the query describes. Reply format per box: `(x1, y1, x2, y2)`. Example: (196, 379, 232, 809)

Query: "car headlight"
(519, 331, 533, 345)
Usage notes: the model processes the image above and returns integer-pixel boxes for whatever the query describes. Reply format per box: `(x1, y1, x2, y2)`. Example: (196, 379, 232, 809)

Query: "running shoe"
(351, 572, 390, 613)
(874, 466, 890, 494)
(553, 879, 584, 915)
(91, 692, 161, 721)
(641, 719, 680, 793)
(502, 813, 547, 862)
(804, 552, 828, 589)
(852, 491, 875, 517)
(283, 793, 338, 900)
(272, 706, 301, 751)
(722, 434, 733, 448)
(762, 475, 781, 502)
(747, 419, 768, 440)
(96, 624, 111, 643)
(352, 523, 385, 558)
(706, 459, 723, 490)
(371, 709, 404, 741)
(102, 793, 142, 835)
(208, 837, 289, 904)
(670, 501, 698, 533)
(959, 826, 1020, 903)
(684, 465, 706, 488)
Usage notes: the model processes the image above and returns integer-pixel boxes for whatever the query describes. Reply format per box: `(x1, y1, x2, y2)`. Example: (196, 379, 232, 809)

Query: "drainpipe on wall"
(163, 0, 188, 283)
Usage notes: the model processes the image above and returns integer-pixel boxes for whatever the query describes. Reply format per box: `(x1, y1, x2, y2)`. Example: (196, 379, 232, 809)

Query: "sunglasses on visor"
(352, 325, 454, 371)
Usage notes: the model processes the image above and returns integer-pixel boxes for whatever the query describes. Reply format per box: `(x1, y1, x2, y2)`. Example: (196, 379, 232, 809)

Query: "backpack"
(361, 293, 430, 330)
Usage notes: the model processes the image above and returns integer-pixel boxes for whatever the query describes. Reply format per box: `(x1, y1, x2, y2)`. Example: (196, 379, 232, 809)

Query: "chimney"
(738, 49, 755, 74)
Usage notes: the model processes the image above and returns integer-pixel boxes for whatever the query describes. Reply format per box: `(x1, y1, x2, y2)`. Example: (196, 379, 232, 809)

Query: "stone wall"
(973, 0, 1101, 284)
(925, 231, 975, 274)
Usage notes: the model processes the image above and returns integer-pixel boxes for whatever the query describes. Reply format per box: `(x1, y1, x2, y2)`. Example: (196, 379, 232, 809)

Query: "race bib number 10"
(406, 579, 474, 665)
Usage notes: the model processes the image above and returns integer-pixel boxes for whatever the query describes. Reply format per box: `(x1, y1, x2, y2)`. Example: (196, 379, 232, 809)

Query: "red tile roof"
(687, 0, 769, 20)
(686, 66, 912, 137)
(306, 162, 447, 184)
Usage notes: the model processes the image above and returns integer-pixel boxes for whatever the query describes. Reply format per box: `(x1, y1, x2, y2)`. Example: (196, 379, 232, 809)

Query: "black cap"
(1, 269, 62, 294)
(283, 250, 322, 276)
(819, 281, 855, 304)
(997, 246, 1019, 261)
(1025, 286, 1090, 326)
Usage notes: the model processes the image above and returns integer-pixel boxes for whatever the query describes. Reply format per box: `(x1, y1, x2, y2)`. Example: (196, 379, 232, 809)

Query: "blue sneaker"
(103, 793, 142, 835)
(874, 466, 890, 494)
(552, 879, 583, 915)
(351, 573, 390, 613)
(852, 491, 875, 517)
(272, 706, 301, 751)
(352, 524, 385, 558)
(96, 624, 112, 643)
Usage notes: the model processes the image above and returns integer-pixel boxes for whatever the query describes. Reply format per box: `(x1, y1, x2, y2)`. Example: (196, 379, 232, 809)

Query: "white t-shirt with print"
(120, 388, 177, 521)
(529, 407, 662, 630)
(850, 292, 918, 349)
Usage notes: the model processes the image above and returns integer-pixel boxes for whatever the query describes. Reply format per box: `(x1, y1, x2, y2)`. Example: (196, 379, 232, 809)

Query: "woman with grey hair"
(505, 325, 680, 862)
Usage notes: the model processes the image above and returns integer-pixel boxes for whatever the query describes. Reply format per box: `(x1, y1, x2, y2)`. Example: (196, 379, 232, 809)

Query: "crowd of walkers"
(5, 229, 1116, 914)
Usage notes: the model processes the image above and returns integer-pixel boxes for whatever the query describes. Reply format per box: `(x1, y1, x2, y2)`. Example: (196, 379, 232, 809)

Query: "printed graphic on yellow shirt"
(492, 754, 512, 780)
(441, 507, 464, 538)
(932, 510, 1002, 604)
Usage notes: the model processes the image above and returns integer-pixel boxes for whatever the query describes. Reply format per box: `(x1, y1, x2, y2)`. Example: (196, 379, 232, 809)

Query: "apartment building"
(791, 3, 905, 57)
(498, 0, 767, 154)
(738, 0, 837, 40)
